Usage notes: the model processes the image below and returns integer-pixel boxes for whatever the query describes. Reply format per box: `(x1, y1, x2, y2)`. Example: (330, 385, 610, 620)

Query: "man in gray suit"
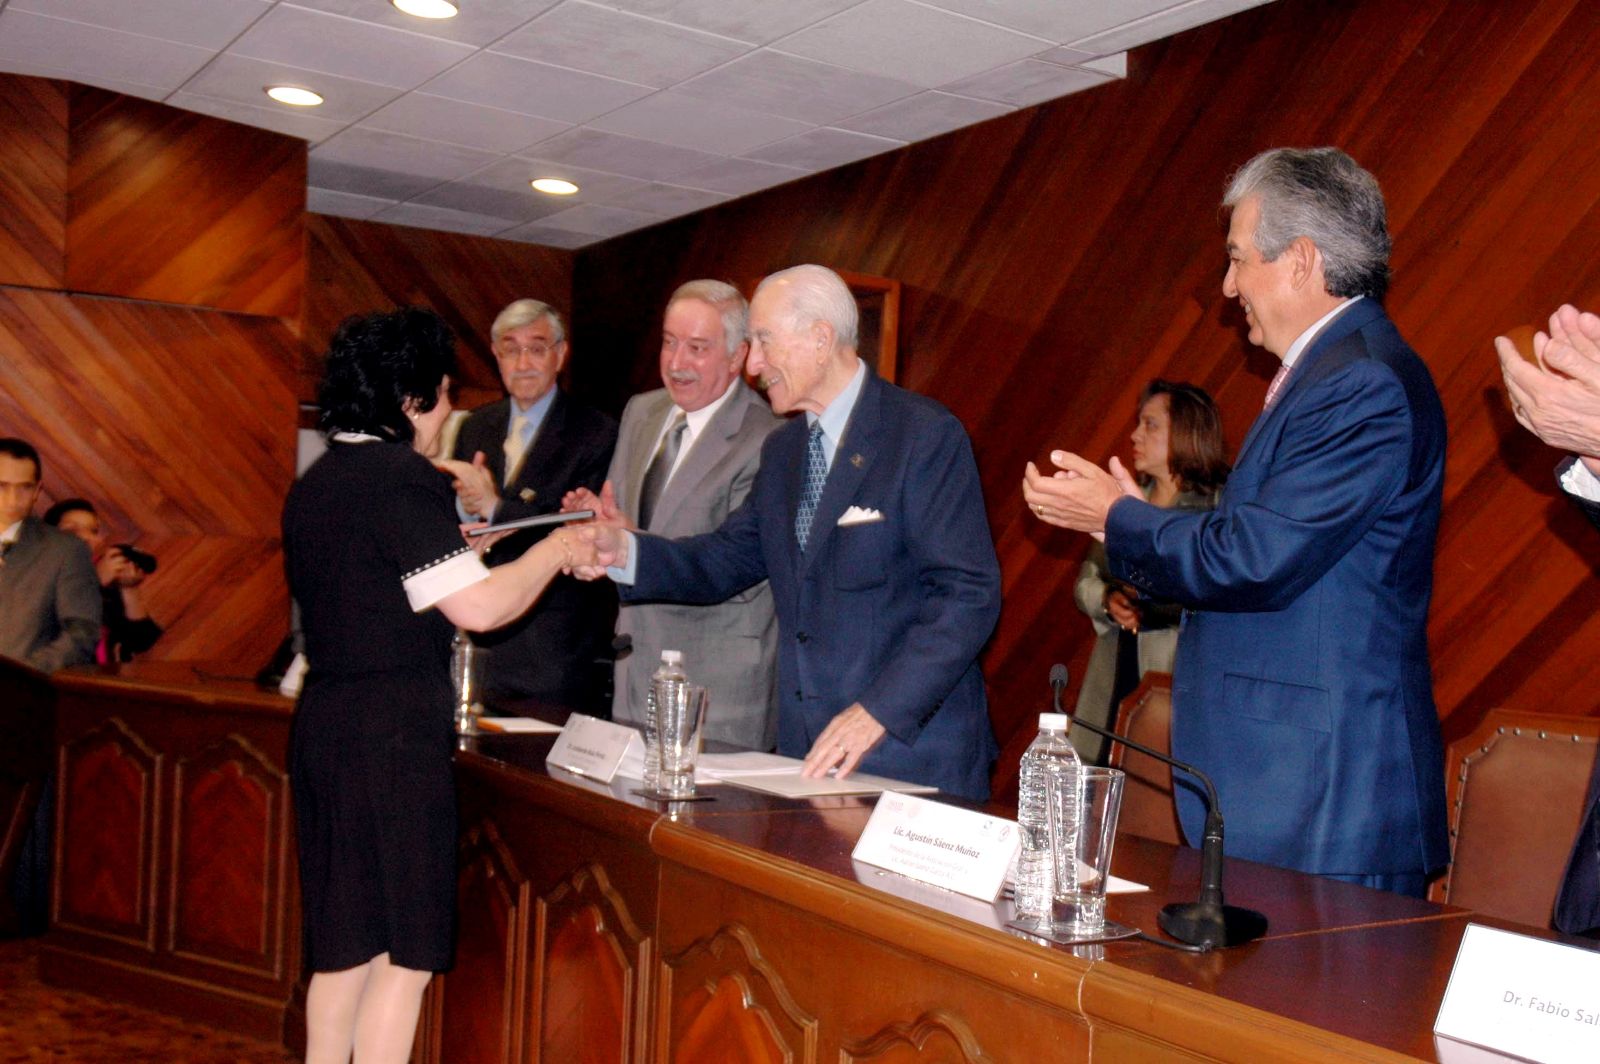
(567, 281, 784, 748)
(0, 437, 100, 672)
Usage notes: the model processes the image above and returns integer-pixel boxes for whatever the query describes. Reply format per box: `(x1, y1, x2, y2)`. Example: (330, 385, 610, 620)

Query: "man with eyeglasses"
(441, 300, 617, 713)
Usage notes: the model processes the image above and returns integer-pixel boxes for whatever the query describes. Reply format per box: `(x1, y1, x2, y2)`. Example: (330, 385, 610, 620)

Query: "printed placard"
(1434, 923, 1600, 1064)
(545, 713, 644, 783)
(851, 791, 1018, 902)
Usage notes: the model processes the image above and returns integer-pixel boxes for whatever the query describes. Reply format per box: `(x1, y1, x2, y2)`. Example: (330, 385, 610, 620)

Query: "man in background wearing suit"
(1497, 303, 1600, 936)
(440, 300, 617, 713)
(0, 437, 100, 673)
(581, 265, 1002, 800)
(1026, 148, 1449, 896)
(565, 280, 784, 748)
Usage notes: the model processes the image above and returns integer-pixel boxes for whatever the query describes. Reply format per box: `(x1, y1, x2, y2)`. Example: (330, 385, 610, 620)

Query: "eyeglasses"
(495, 341, 557, 361)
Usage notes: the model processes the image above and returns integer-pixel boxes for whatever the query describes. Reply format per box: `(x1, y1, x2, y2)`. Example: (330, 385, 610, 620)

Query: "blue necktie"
(795, 422, 827, 552)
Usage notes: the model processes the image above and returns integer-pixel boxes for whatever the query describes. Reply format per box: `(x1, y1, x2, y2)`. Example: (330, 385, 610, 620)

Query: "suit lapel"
(800, 372, 879, 576)
(651, 382, 748, 531)
(475, 400, 513, 483)
(624, 392, 674, 519)
(509, 390, 567, 500)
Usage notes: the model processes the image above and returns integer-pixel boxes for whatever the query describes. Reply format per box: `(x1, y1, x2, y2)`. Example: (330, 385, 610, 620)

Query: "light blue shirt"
(609, 358, 869, 584)
(457, 387, 559, 523)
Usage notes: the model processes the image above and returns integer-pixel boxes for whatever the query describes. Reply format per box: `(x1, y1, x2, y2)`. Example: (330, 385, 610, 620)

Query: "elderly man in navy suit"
(1026, 148, 1449, 896)
(583, 265, 1001, 800)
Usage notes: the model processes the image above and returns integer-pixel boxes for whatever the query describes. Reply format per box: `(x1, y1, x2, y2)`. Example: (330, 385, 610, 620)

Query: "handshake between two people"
(432, 450, 629, 579)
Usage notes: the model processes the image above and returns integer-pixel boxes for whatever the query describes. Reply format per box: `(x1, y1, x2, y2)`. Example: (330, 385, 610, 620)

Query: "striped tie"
(795, 422, 827, 552)
(1264, 361, 1293, 409)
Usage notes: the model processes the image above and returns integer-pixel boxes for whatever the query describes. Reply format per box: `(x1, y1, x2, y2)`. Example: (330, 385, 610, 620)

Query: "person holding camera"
(44, 498, 162, 662)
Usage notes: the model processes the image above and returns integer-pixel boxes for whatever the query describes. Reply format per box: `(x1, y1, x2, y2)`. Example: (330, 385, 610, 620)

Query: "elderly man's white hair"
(754, 264, 859, 351)
(491, 298, 566, 345)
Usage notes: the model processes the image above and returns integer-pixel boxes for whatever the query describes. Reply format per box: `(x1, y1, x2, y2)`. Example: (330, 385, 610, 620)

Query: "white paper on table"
(697, 751, 804, 777)
(476, 717, 563, 734)
(717, 767, 938, 798)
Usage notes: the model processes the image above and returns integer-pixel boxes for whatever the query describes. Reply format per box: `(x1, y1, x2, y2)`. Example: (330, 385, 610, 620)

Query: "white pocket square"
(837, 506, 884, 526)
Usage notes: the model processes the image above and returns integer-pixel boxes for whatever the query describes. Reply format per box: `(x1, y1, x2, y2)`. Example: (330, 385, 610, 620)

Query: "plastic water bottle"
(643, 650, 687, 792)
(1014, 712, 1080, 927)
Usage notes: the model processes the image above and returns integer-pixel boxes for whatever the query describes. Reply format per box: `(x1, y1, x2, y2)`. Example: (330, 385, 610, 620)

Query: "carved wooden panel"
(303, 215, 574, 407)
(571, 0, 1600, 805)
(65, 86, 305, 317)
(169, 735, 288, 974)
(435, 820, 527, 1064)
(659, 924, 816, 1064)
(841, 1010, 993, 1064)
(535, 862, 647, 1064)
(55, 718, 159, 943)
(0, 75, 67, 289)
(0, 287, 298, 667)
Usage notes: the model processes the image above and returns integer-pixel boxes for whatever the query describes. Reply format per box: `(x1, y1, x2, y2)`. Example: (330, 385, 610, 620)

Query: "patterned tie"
(637, 411, 687, 531)
(1263, 360, 1293, 410)
(795, 422, 827, 552)
(503, 414, 529, 486)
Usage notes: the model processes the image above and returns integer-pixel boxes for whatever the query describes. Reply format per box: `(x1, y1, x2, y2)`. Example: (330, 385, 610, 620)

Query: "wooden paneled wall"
(573, 0, 1600, 801)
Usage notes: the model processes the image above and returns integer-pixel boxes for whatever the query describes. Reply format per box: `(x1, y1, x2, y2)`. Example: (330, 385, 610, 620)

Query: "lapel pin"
(519, 488, 537, 503)
(850, 453, 864, 469)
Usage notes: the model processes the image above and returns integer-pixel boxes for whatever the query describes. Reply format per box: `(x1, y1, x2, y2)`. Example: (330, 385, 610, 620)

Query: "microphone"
(1050, 664, 1267, 950)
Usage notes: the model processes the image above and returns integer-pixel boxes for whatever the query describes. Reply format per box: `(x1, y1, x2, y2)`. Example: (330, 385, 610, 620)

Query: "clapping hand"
(436, 451, 499, 520)
(1497, 304, 1600, 464)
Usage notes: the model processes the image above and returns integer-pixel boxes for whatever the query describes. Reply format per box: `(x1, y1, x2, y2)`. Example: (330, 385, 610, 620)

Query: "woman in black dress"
(283, 309, 591, 1063)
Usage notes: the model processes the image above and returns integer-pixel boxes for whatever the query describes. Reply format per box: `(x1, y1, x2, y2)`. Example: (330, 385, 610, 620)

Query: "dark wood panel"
(303, 215, 575, 407)
(65, 87, 304, 317)
(0, 288, 299, 667)
(0, 75, 67, 289)
(572, 0, 1600, 805)
(56, 719, 158, 940)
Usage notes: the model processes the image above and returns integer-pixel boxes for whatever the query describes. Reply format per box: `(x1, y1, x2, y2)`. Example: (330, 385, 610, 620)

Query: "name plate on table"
(545, 713, 643, 783)
(851, 792, 1018, 902)
(1434, 923, 1600, 1064)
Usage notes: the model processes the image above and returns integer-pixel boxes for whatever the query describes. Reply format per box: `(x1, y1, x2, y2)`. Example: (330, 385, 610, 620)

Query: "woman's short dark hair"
(43, 497, 96, 527)
(1138, 379, 1230, 495)
(317, 308, 457, 442)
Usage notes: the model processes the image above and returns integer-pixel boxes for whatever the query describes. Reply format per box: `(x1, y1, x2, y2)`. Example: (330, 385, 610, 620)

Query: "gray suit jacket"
(0, 517, 101, 672)
(609, 380, 784, 747)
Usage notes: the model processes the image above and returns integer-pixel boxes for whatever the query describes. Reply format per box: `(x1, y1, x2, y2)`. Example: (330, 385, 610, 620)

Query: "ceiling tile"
(676, 50, 917, 126)
(526, 128, 724, 181)
(181, 53, 404, 122)
(421, 51, 652, 123)
(169, 90, 348, 142)
(1080, 53, 1128, 77)
(599, 0, 865, 45)
(670, 156, 809, 195)
(469, 156, 650, 202)
(11, 0, 269, 49)
(306, 187, 397, 220)
(291, 0, 561, 47)
(493, 2, 748, 89)
(742, 127, 902, 172)
(587, 91, 811, 156)
(411, 181, 574, 223)
(602, 183, 731, 218)
(939, 58, 1113, 107)
(777, 0, 1047, 90)
(362, 93, 569, 153)
(835, 90, 1012, 142)
(0, 10, 212, 90)
(1069, 0, 1275, 53)
(496, 222, 596, 249)
(915, 0, 1175, 44)
(308, 158, 441, 200)
(531, 203, 665, 237)
(228, 4, 475, 90)
(1034, 45, 1102, 67)
(313, 127, 502, 182)
(372, 201, 517, 237)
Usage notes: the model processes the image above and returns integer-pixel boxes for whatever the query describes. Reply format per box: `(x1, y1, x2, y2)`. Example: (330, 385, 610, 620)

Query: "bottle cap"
(662, 649, 683, 663)
(1038, 712, 1069, 731)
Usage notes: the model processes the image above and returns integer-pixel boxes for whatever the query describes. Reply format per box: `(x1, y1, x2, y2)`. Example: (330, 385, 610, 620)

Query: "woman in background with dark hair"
(1070, 380, 1229, 763)
(43, 498, 161, 662)
(283, 308, 595, 1064)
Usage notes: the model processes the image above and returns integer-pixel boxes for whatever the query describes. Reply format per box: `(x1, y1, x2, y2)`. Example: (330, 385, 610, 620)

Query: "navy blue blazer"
(1107, 299, 1449, 877)
(1554, 456, 1600, 936)
(624, 369, 1002, 800)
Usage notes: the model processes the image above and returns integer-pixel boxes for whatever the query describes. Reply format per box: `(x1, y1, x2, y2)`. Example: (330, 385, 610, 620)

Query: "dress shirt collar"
(510, 388, 557, 440)
(669, 375, 739, 450)
(1281, 296, 1362, 371)
(1, 519, 20, 546)
(805, 359, 867, 470)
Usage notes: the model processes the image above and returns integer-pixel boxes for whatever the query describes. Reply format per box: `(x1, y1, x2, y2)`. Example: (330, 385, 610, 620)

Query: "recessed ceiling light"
(265, 86, 324, 107)
(531, 178, 579, 196)
(392, 0, 459, 18)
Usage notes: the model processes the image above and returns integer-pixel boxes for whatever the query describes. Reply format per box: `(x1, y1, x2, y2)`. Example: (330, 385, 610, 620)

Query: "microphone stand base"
(1158, 902, 1268, 949)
